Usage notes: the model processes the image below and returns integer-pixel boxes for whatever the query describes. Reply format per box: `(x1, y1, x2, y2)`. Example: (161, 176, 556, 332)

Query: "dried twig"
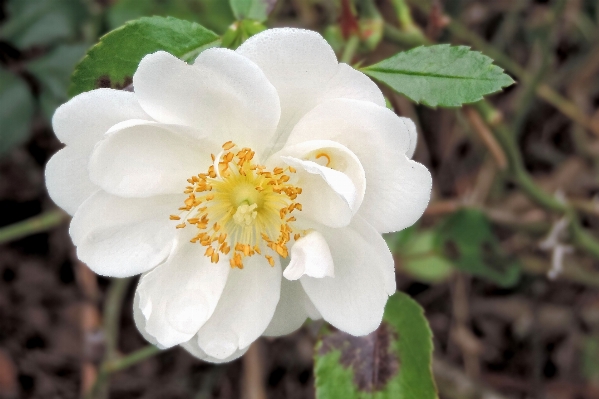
(241, 341, 266, 399)
(463, 107, 508, 170)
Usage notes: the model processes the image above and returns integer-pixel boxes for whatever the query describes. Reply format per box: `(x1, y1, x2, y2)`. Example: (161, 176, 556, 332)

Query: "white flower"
(45, 28, 432, 363)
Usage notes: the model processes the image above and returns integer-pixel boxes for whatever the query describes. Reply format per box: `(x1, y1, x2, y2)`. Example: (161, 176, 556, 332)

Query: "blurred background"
(1, 0, 599, 398)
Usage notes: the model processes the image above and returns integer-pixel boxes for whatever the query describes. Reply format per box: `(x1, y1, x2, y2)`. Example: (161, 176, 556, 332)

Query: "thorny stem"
(0, 209, 67, 244)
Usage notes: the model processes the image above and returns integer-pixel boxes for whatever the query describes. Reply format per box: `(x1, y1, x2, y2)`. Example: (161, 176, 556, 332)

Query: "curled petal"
(275, 140, 365, 228)
(284, 230, 334, 281)
(286, 99, 430, 233)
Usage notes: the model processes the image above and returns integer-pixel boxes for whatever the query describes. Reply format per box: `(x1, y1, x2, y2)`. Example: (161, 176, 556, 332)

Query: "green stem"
(472, 101, 599, 259)
(103, 345, 162, 373)
(0, 209, 67, 244)
(86, 278, 131, 399)
(390, 0, 421, 35)
(340, 34, 360, 64)
(383, 23, 430, 47)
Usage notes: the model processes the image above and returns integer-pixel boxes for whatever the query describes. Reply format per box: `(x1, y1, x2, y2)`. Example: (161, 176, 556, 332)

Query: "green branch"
(473, 101, 599, 259)
(340, 34, 360, 64)
(0, 209, 68, 244)
(102, 345, 162, 373)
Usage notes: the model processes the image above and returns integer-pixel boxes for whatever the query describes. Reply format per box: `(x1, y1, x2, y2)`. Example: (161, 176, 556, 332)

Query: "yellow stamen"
(172, 141, 305, 269)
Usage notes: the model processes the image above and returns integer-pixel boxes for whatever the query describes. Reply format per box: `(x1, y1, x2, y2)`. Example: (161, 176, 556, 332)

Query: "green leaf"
(0, 69, 35, 157)
(314, 292, 438, 399)
(106, 0, 235, 33)
(69, 16, 220, 97)
(229, 0, 276, 22)
(26, 44, 87, 120)
(361, 44, 515, 107)
(0, 0, 88, 49)
(400, 231, 455, 283)
(436, 209, 521, 287)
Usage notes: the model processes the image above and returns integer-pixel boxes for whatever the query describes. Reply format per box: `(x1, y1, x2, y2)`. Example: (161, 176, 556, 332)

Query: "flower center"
(171, 141, 303, 269)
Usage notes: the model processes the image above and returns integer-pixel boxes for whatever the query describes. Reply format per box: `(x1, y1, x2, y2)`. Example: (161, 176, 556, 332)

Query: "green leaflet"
(0, 69, 35, 158)
(69, 16, 220, 97)
(362, 44, 515, 107)
(314, 292, 438, 399)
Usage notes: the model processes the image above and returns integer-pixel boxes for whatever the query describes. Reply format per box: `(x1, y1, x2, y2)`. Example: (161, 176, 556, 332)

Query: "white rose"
(45, 28, 432, 363)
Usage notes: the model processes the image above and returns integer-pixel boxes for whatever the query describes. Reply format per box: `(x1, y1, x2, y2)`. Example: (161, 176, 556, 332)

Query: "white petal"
(69, 190, 181, 277)
(89, 121, 216, 197)
(402, 117, 418, 159)
(286, 99, 429, 233)
(196, 256, 281, 360)
(48, 90, 152, 214)
(45, 143, 99, 216)
(300, 217, 395, 336)
(284, 230, 334, 281)
(236, 28, 384, 153)
(134, 235, 230, 348)
(133, 49, 280, 154)
(320, 63, 385, 107)
(367, 155, 432, 233)
(275, 140, 366, 228)
(282, 157, 355, 228)
(263, 278, 314, 337)
(52, 88, 151, 147)
(181, 337, 249, 363)
(133, 288, 162, 347)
